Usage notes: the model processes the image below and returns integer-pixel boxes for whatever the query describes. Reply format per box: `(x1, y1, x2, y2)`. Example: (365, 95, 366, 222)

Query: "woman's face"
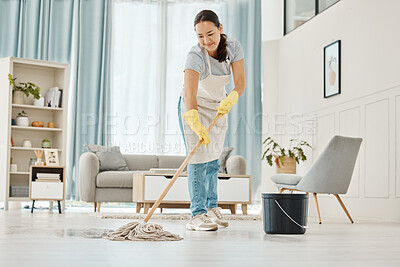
(195, 21, 223, 53)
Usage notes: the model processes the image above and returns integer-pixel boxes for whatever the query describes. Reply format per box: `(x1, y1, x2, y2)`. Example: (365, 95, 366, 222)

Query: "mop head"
(106, 221, 183, 241)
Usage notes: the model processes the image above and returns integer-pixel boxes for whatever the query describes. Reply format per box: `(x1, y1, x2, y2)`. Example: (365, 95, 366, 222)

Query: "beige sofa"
(79, 153, 247, 211)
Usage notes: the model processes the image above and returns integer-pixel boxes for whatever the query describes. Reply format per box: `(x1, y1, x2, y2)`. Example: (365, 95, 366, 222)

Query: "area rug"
(92, 213, 262, 221)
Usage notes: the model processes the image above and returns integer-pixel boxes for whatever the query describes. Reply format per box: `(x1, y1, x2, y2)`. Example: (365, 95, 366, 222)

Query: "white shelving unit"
(0, 57, 69, 210)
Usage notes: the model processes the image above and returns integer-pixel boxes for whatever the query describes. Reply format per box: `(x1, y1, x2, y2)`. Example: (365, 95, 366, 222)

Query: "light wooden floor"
(0, 208, 399, 266)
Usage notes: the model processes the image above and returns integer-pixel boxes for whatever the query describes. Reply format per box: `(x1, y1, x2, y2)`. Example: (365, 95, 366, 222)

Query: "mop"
(106, 114, 223, 241)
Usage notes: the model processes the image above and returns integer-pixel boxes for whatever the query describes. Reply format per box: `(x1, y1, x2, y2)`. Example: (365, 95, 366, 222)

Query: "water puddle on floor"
(57, 228, 112, 239)
(3, 226, 112, 239)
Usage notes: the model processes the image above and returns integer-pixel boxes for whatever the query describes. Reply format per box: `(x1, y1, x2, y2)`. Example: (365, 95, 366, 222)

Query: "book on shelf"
(35, 178, 61, 183)
(45, 87, 63, 108)
(36, 176, 60, 180)
(36, 173, 60, 178)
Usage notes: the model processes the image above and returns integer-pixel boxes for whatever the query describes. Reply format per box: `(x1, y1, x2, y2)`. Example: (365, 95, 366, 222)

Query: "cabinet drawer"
(144, 175, 189, 201)
(218, 177, 250, 202)
(31, 182, 63, 200)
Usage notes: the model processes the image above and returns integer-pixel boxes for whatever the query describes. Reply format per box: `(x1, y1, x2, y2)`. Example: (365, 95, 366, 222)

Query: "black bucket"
(262, 193, 309, 234)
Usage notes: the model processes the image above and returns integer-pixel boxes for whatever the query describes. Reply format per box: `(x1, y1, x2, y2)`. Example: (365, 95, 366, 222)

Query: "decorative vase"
(275, 156, 296, 174)
(22, 140, 32, 148)
(23, 94, 34, 105)
(41, 139, 51, 148)
(35, 158, 44, 166)
(33, 95, 45, 107)
(12, 91, 24, 104)
(16, 116, 29, 126)
(29, 158, 37, 167)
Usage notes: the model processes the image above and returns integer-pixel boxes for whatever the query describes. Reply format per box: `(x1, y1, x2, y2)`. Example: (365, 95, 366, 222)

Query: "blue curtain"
(0, 0, 74, 62)
(67, 0, 112, 200)
(224, 0, 262, 201)
(0, 0, 112, 200)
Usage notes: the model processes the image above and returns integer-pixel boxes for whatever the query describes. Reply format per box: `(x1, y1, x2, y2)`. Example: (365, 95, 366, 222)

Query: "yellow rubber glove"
(183, 109, 210, 148)
(217, 90, 239, 116)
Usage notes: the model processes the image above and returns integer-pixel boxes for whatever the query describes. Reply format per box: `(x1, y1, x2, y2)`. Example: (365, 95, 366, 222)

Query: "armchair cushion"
(271, 174, 303, 185)
(85, 145, 129, 172)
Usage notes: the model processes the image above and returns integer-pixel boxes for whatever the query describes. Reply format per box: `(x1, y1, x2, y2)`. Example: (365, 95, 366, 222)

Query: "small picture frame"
(324, 40, 341, 98)
(44, 149, 59, 166)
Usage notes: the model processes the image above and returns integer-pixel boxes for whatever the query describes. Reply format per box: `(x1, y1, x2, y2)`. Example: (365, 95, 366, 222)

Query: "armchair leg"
(279, 188, 285, 194)
(94, 202, 97, 212)
(334, 194, 354, 223)
(313, 193, 322, 224)
(136, 203, 142, 213)
(96, 202, 101, 213)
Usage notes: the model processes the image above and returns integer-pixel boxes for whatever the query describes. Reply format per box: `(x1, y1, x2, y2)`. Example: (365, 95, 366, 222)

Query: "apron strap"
(205, 50, 212, 76)
(205, 49, 231, 75)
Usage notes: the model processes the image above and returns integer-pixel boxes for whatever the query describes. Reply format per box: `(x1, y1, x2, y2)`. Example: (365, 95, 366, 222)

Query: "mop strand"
(106, 221, 183, 241)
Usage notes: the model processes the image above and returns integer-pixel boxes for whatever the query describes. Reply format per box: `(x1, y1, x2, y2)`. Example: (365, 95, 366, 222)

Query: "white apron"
(181, 49, 231, 164)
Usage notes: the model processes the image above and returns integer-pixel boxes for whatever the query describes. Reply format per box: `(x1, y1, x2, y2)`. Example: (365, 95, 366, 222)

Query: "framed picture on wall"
(44, 149, 59, 166)
(324, 40, 341, 98)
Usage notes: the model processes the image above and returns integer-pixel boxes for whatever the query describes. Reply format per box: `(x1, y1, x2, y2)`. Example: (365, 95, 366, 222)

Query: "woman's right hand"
(183, 109, 210, 148)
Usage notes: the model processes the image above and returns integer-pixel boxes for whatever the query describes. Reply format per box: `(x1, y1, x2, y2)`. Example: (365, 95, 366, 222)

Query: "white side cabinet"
(0, 57, 69, 210)
(29, 166, 65, 213)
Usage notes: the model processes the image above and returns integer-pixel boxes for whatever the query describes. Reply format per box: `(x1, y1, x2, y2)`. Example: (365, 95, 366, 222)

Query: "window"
(284, 0, 340, 34)
(111, 0, 227, 155)
(318, 0, 340, 12)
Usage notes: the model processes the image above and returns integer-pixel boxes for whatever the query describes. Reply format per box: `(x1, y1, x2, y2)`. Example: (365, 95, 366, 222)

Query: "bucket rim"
(261, 193, 309, 199)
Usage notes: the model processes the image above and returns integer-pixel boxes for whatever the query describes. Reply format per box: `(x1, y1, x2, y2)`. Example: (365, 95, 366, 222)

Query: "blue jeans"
(178, 97, 220, 216)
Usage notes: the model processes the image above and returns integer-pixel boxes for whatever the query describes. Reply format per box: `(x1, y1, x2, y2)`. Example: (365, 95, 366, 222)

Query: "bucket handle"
(275, 200, 308, 229)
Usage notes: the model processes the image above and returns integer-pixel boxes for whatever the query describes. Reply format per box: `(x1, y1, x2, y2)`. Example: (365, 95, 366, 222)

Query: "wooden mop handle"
(143, 113, 223, 223)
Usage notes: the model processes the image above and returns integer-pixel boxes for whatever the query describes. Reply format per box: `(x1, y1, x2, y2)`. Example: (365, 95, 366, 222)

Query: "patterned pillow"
(85, 145, 129, 172)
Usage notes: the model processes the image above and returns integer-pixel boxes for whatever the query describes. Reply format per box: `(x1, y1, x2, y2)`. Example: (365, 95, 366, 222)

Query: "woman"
(178, 10, 245, 231)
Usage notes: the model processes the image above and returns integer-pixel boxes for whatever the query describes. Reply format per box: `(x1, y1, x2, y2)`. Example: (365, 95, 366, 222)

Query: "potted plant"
(41, 138, 52, 148)
(262, 137, 312, 174)
(8, 74, 41, 104)
(16, 110, 29, 126)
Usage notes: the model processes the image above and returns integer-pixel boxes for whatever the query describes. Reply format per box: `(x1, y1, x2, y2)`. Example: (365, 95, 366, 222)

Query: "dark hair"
(194, 10, 228, 63)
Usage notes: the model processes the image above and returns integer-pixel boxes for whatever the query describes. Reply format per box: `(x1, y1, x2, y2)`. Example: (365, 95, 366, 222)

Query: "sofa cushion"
(85, 145, 129, 172)
(123, 155, 159, 170)
(96, 171, 138, 188)
(158, 155, 186, 169)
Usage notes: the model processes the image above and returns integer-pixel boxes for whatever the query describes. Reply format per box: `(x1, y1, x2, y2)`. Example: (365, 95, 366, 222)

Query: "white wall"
(261, 0, 283, 41)
(261, 0, 400, 221)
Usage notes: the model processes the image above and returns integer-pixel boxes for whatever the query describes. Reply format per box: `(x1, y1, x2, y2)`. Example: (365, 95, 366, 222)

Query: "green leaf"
(266, 154, 273, 166)
(262, 137, 271, 144)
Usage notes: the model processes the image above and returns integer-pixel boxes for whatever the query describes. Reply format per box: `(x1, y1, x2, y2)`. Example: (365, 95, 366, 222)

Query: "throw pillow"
(85, 144, 129, 172)
(218, 147, 234, 173)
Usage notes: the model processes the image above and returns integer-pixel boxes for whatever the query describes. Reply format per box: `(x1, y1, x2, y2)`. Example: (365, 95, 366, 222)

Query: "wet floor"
(0, 209, 399, 266)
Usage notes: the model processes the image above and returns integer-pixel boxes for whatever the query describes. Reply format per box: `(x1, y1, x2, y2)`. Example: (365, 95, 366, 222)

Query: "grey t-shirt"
(184, 37, 244, 81)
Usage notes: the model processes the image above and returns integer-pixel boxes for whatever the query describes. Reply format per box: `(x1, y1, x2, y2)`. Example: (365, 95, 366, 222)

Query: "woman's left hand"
(217, 90, 239, 116)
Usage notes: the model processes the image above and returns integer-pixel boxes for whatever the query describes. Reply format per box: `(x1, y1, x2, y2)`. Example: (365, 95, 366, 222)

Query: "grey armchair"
(270, 135, 363, 224)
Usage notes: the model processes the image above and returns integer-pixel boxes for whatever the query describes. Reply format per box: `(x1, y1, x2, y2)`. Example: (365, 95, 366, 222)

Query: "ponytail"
(216, 34, 228, 63)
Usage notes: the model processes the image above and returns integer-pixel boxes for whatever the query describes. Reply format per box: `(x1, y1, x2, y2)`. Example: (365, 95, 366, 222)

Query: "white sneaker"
(186, 213, 218, 231)
(207, 207, 229, 227)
